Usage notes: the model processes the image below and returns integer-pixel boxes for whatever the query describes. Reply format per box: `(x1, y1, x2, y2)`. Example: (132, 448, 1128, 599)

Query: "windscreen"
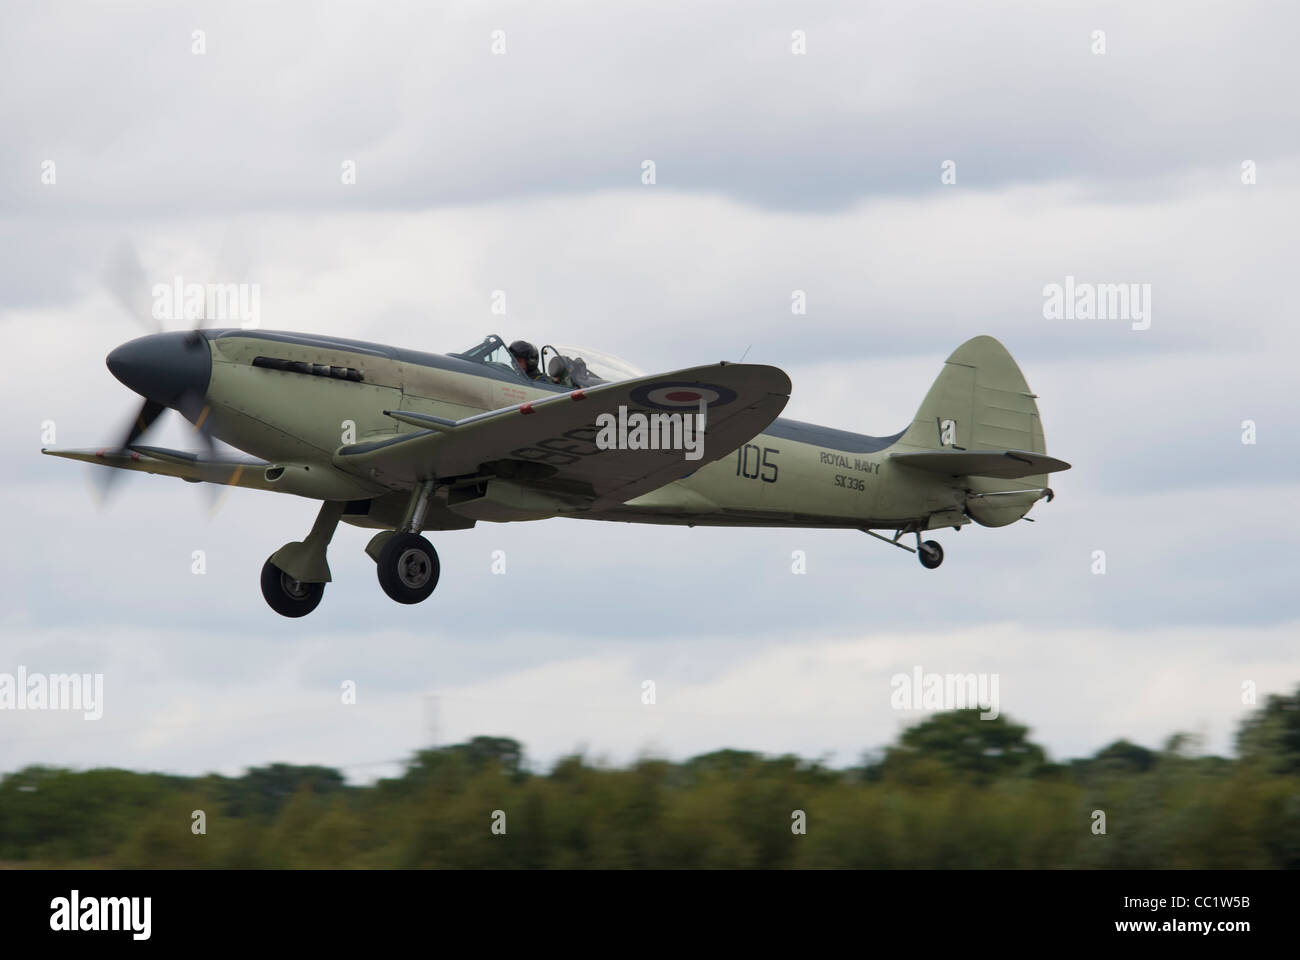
(549, 345, 645, 383)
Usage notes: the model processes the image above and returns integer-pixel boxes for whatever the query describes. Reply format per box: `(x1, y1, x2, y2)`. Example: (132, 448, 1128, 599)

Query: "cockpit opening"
(451, 335, 645, 389)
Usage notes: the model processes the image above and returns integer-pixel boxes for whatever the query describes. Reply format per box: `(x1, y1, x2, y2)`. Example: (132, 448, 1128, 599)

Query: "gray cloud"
(2, 1, 1297, 219)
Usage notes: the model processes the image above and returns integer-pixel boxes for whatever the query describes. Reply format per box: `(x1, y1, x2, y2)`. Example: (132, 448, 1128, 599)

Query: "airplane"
(43, 329, 1070, 617)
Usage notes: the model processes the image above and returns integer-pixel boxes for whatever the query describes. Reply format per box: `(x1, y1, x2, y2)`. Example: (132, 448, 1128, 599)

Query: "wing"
(890, 449, 1071, 480)
(334, 362, 791, 508)
(42, 445, 277, 490)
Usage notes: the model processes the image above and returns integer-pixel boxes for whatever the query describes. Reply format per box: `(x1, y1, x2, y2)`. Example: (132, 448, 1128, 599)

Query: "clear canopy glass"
(452, 335, 645, 385)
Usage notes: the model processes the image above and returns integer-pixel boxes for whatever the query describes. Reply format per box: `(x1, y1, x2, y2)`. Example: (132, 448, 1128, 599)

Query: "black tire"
(260, 558, 325, 617)
(376, 532, 440, 604)
(918, 540, 944, 569)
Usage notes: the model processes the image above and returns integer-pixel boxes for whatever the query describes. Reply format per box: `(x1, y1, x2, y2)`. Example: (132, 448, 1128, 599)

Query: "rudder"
(897, 335, 1046, 455)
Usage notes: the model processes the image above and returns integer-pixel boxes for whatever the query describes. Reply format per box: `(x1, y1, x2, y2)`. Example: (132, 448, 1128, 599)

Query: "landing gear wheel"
(918, 540, 944, 569)
(260, 558, 325, 617)
(376, 532, 440, 604)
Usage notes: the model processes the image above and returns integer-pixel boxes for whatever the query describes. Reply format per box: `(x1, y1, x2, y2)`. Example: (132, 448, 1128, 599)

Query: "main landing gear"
(861, 527, 945, 570)
(261, 499, 343, 617)
(259, 480, 443, 618)
(370, 478, 440, 604)
(260, 560, 326, 617)
(374, 532, 440, 604)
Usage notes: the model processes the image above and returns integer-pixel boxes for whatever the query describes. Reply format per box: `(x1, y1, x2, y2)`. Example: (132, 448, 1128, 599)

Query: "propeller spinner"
(97, 332, 216, 500)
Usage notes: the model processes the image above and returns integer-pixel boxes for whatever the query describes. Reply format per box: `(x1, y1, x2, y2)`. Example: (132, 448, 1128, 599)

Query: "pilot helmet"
(508, 340, 540, 376)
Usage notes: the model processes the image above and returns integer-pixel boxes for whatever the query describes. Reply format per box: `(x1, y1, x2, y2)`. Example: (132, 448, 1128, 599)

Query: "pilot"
(508, 340, 542, 380)
(547, 355, 573, 387)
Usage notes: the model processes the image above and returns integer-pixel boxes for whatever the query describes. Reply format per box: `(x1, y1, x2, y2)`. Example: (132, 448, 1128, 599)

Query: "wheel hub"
(280, 572, 311, 600)
(397, 548, 431, 588)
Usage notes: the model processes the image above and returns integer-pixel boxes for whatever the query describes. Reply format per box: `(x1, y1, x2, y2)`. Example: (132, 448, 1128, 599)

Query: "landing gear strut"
(261, 500, 344, 617)
(255, 479, 449, 615)
(861, 527, 945, 570)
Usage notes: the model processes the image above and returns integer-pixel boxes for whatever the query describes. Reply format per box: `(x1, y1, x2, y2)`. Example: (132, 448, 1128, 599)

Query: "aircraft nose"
(106, 331, 212, 407)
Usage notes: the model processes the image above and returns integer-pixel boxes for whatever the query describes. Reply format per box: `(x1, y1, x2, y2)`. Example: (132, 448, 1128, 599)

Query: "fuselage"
(137, 328, 1005, 532)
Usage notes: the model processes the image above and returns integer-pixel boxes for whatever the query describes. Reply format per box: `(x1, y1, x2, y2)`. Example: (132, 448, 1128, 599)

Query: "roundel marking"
(630, 381, 738, 410)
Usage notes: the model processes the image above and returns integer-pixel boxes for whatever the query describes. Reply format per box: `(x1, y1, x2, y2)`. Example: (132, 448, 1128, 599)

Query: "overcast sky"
(2, 0, 1296, 781)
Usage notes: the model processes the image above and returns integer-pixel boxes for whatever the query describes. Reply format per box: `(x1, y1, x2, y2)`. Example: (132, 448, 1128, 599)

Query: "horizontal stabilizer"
(890, 449, 1071, 479)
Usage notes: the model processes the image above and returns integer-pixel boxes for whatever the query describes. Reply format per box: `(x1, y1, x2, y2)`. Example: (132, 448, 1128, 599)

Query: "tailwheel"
(260, 558, 325, 617)
(917, 540, 944, 569)
(376, 532, 440, 604)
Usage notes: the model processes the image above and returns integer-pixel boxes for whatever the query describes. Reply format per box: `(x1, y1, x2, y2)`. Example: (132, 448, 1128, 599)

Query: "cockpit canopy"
(451, 335, 645, 388)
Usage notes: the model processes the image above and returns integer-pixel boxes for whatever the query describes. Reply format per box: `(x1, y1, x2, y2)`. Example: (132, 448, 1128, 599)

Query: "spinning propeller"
(96, 240, 230, 505)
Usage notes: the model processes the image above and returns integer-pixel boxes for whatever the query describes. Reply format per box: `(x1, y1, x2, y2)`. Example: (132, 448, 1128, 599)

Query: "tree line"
(2, 685, 1297, 868)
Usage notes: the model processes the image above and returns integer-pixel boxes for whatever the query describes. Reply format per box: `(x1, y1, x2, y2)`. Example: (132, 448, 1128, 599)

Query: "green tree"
(874, 710, 1047, 785)
(1236, 685, 1300, 775)
(219, 763, 347, 819)
(1070, 739, 1157, 780)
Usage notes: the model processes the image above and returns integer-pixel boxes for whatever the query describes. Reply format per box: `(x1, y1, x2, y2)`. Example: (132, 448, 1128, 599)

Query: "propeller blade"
(92, 398, 166, 504)
(122, 398, 166, 450)
(181, 393, 225, 512)
(105, 240, 160, 334)
(189, 229, 257, 341)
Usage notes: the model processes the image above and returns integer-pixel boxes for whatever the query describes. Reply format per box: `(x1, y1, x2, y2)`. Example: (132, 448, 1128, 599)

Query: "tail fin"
(898, 335, 1046, 456)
